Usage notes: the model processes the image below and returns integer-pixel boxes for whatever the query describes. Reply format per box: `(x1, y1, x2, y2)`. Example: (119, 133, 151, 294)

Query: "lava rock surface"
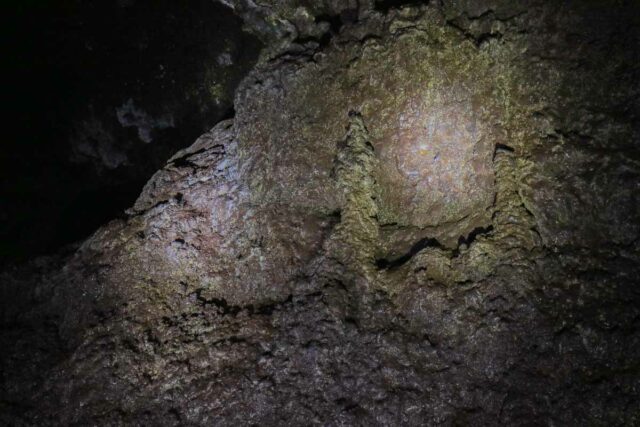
(1, 1, 639, 425)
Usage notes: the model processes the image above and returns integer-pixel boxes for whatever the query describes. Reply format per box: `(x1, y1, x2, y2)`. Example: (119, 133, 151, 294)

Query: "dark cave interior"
(3, 0, 261, 263)
(1, 1, 640, 425)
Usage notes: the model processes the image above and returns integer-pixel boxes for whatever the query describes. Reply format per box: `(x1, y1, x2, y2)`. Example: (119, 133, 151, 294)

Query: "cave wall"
(1, 1, 639, 425)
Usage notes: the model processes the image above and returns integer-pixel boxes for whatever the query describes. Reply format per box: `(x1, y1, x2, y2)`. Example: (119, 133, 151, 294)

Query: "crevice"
(377, 223, 496, 270)
(127, 192, 185, 217)
(445, 19, 503, 48)
(248, 294, 294, 316)
(127, 199, 170, 217)
(457, 225, 494, 247)
(494, 143, 515, 157)
(494, 143, 515, 153)
(374, 0, 428, 14)
(169, 149, 206, 168)
(376, 237, 444, 270)
(315, 13, 344, 34)
(294, 10, 358, 50)
(334, 397, 362, 412)
(193, 289, 294, 317)
(293, 33, 333, 49)
(194, 291, 242, 316)
(452, 225, 494, 256)
(475, 32, 503, 46)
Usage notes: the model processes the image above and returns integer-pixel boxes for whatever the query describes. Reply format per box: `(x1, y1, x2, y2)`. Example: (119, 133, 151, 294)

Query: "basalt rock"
(1, 1, 639, 425)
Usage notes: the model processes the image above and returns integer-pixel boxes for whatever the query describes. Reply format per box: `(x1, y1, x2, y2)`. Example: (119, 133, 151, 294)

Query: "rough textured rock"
(2, 1, 640, 425)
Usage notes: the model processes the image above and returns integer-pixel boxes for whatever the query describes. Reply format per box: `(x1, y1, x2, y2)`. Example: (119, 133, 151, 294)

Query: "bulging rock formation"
(2, 1, 639, 425)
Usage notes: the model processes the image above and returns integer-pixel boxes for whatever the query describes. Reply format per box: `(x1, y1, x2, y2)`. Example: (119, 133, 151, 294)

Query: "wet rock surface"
(2, 1, 640, 425)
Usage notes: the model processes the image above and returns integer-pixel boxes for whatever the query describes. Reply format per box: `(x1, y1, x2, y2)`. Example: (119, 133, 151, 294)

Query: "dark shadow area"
(2, 0, 262, 264)
(374, 0, 429, 14)
(376, 237, 444, 270)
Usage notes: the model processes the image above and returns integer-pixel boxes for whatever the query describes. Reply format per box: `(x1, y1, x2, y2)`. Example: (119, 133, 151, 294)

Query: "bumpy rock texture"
(2, 1, 640, 425)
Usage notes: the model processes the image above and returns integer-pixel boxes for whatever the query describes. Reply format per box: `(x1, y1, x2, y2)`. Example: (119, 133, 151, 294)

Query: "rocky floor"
(1, 1, 639, 425)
